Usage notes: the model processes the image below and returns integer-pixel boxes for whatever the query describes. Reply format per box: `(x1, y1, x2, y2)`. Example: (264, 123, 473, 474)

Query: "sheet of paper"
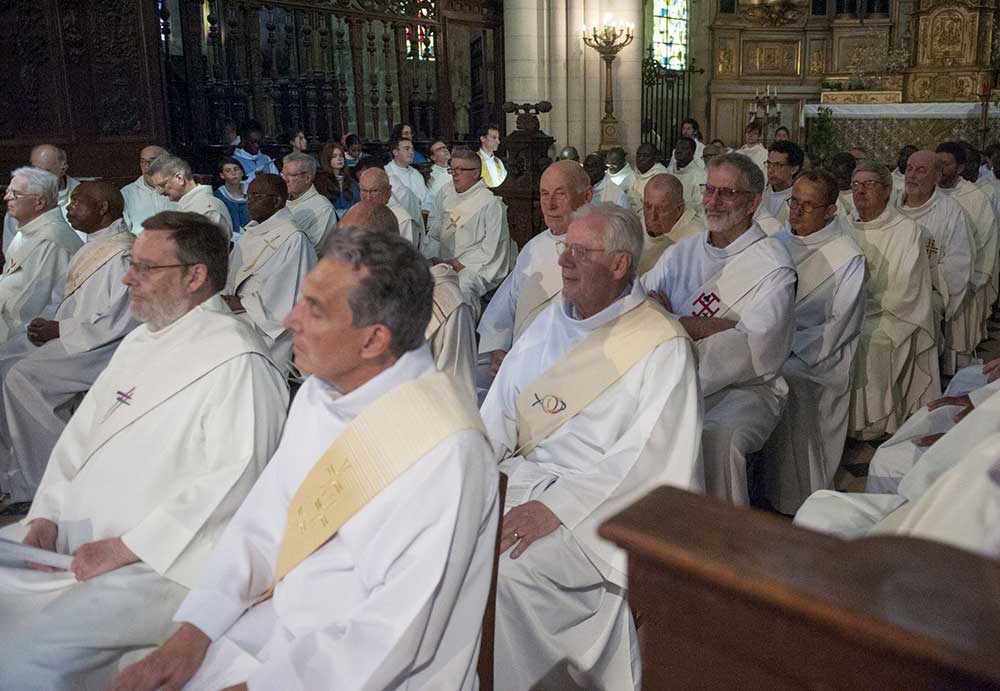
(0, 537, 73, 570)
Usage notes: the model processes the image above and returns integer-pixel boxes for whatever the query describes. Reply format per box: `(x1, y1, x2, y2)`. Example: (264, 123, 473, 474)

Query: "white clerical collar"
(389, 160, 412, 173)
(243, 207, 295, 235)
(317, 344, 435, 409)
(705, 223, 765, 256)
(289, 185, 318, 204)
(898, 187, 938, 213)
(17, 206, 63, 234)
(479, 148, 497, 161)
(181, 184, 212, 204)
(783, 217, 840, 247)
(852, 205, 897, 230)
(86, 218, 130, 243)
(456, 179, 488, 198)
(433, 164, 448, 174)
(561, 279, 642, 326)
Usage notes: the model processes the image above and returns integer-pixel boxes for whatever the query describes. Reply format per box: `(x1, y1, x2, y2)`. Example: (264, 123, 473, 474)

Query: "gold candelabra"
(748, 85, 782, 144)
(582, 18, 635, 149)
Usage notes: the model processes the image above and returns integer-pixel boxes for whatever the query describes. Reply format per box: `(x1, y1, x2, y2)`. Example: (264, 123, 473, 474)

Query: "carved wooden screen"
(158, 0, 504, 155)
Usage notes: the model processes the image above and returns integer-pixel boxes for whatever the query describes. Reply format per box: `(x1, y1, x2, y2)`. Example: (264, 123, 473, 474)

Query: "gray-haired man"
(282, 151, 337, 250)
(146, 154, 233, 240)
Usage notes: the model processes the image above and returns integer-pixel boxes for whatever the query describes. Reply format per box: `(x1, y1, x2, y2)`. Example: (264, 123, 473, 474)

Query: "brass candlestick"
(583, 19, 635, 149)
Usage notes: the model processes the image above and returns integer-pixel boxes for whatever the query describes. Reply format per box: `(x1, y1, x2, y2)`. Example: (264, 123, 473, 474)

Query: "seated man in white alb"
(890, 145, 916, 194)
(384, 135, 428, 211)
(223, 174, 317, 374)
(606, 146, 635, 191)
(626, 142, 669, 214)
(935, 141, 998, 333)
(795, 375, 1000, 562)
(112, 227, 497, 691)
(0, 167, 83, 345)
(3, 144, 82, 250)
(423, 147, 515, 314)
(423, 139, 452, 216)
(0, 212, 288, 690)
(477, 160, 592, 384)
(666, 137, 707, 216)
(281, 151, 337, 251)
(847, 161, 939, 440)
(735, 122, 768, 177)
(756, 140, 802, 227)
(357, 166, 422, 248)
(894, 149, 976, 373)
(483, 202, 702, 690)
(638, 172, 704, 273)
(643, 153, 796, 505)
(761, 170, 866, 514)
(584, 152, 629, 209)
(121, 145, 177, 233)
(667, 118, 706, 171)
(146, 154, 234, 240)
(0, 182, 137, 510)
(340, 200, 477, 396)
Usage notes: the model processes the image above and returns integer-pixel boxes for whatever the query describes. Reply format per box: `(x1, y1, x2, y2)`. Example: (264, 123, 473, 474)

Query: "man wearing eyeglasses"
(847, 160, 939, 441)
(422, 140, 452, 216)
(423, 147, 514, 317)
(223, 174, 317, 375)
(757, 140, 803, 225)
(638, 172, 703, 274)
(642, 152, 797, 505)
(358, 167, 422, 249)
(146, 154, 234, 241)
(894, 149, 976, 376)
(3, 145, 83, 252)
(121, 145, 177, 234)
(0, 211, 288, 690)
(761, 170, 866, 514)
(0, 181, 136, 515)
(281, 152, 337, 252)
(0, 167, 83, 348)
(483, 202, 701, 690)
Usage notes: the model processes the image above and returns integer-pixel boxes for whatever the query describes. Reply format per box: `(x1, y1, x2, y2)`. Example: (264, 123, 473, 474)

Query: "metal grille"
(640, 48, 701, 157)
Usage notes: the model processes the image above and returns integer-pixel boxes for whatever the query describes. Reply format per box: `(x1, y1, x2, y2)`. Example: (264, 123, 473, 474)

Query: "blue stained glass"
(652, 0, 688, 69)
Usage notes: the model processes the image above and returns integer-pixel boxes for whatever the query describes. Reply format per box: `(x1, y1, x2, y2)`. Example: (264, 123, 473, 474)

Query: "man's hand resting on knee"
(110, 623, 212, 691)
(23, 518, 61, 572)
(71, 537, 138, 581)
(500, 500, 561, 559)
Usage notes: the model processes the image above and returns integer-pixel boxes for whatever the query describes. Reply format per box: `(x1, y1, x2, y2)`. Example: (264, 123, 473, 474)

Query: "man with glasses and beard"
(642, 152, 796, 506)
(0, 211, 287, 690)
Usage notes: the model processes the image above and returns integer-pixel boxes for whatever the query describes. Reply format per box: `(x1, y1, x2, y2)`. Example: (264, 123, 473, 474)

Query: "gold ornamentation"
(809, 48, 825, 75)
(718, 47, 735, 75)
(907, 72, 980, 102)
(820, 90, 903, 104)
(742, 40, 800, 76)
(741, 3, 802, 26)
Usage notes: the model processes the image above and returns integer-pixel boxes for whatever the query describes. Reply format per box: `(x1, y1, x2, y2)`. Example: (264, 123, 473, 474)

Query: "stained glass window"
(652, 0, 688, 69)
(405, 24, 436, 62)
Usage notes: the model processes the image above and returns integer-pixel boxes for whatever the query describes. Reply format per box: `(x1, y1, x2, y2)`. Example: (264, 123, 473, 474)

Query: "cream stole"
(63, 224, 133, 298)
(231, 210, 301, 292)
(271, 372, 485, 584)
(441, 184, 494, 247)
(514, 300, 686, 456)
(686, 237, 776, 321)
(426, 264, 465, 339)
(794, 234, 862, 304)
(513, 262, 563, 341)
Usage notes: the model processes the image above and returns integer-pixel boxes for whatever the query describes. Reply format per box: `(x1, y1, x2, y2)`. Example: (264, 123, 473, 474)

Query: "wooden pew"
(600, 487, 1000, 690)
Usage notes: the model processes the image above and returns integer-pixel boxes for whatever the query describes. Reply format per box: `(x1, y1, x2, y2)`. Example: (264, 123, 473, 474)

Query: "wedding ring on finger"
(512, 531, 521, 540)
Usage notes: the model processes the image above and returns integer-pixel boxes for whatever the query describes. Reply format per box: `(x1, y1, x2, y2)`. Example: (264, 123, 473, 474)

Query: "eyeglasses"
(700, 183, 754, 201)
(124, 253, 195, 276)
(851, 179, 886, 191)
(766, 160, 793, 168)
(3, 189, 38, 201)
(282, 170, 310, 179)
(447, 166, 480, 175)
(786, 197, 828, 213)
(555, 240, 612, 261)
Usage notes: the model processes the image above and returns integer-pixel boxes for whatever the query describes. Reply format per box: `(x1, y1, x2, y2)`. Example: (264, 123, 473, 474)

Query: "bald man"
(477, 160, 592, 384)
(342, 201, 477, 397)
(121, 145, 177, 234)
(0, 181, 138, 508)
(358, 167, 422, 248)
(3, 145, 82, 252)
(223, 174, 316, 375)
(640, 173, 704, 274)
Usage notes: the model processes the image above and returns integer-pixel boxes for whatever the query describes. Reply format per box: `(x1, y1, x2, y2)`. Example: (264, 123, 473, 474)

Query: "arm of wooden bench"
(599, 486, 1000, 690)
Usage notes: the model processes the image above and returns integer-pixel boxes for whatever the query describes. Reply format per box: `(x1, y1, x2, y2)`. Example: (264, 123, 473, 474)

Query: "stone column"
(505, 0, 644, 157)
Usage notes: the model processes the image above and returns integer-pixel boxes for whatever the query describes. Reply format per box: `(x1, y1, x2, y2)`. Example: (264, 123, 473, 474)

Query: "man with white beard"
(112, 227, 497, 691)
(0, 182, 137, 510)
(638, 173, 704, 274)
(121, 145, 177, 233)
(477, 161, 592, 383)
(423, 147, 515, 314)
(146, 154, 234, 241)
(0, 211, 288, 690)
(0, 167, 83, 346)
(936, 142, 998, 331)
(847, 161, 939, 439)
(761, 170, 866, 514)
(3, 145, 81, 251)
(483, 202, 702, 690)
(281, 152, 337, 251)
(894, 150, 976, 373)
(222, 174, 317, 375)
(643, 153, 796, 505)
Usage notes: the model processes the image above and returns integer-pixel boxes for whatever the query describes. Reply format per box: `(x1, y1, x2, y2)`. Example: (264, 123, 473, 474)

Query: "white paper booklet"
(0, 537, 73, 570)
